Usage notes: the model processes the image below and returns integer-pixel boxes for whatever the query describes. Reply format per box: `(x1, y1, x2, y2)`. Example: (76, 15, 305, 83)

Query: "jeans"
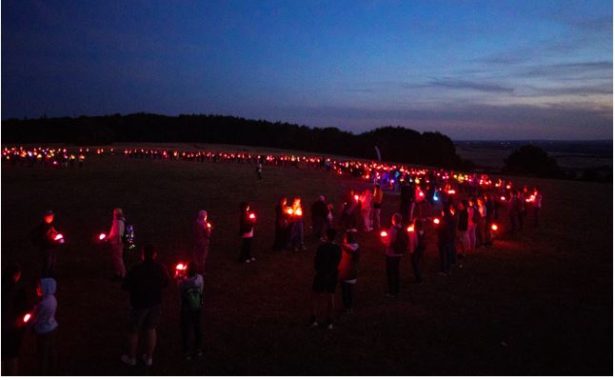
(386, 256, 401, 295)
(181, 309, 202, 354)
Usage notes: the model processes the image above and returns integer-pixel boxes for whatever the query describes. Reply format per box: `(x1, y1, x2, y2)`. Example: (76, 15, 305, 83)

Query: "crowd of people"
(1, 145, 544, 374)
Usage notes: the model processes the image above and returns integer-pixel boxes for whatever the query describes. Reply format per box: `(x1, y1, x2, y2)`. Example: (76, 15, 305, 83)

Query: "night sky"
(2, 0, 612, 140)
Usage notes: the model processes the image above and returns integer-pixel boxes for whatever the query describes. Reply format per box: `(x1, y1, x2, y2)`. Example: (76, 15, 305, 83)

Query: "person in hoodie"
(33, 277, 58, 375)
(310, 195, 328, 240)
(178, 262, 204, 360)
(104, 208, 126, 280)
(193, 210, 212, 273)
(1, 263, 30, 375)
(338, 230, 360, 313)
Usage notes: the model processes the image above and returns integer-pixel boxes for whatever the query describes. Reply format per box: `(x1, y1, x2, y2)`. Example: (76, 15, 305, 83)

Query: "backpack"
(391, 227, 409, 255)
(183, 286, 203, 311)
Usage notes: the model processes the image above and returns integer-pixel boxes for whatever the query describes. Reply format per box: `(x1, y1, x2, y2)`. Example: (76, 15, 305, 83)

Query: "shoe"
(244, 259, 251, 264)
(121, 354, 136, 366)
(327, 323, 334, 330)
(141, 354, 153, 367)
(438, 271, 448, 276)
(250, 257, 256, 262)
(195, 349, 203, 358)
(184, 353, 192, 361)
(385, 293, 395, 298)
(308, 315, 319, 328)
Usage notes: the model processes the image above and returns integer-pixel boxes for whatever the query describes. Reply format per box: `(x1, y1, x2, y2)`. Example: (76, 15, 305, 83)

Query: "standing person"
(272, 197, 290, 251)
(360, 189, 373, 231)
(437, 205, 457, 275)
(193, 210, 212, 273)
(325, 203, 335, 233)
(476, 198, 487, 247)
(533, 187, 543, 227)
(178, 262, 204, 360)
(509, 192, 520, 233)
(289, 198, 306, 252)
(372, 184, 384, 229)
(411, 220, 426, 283)
(31, 210, 63, 277)
(121, 244, 170, 367)
(105, 208, 126, 280)
(338, 230, 360, 313)
(400, 183, 413, 224)
(382, 213, 407, 297)
(484, 194, 494, 246)
(32, 277, 58, 375)
(309, 228, 342, 330)
(1, 263, 29, 375)
(239, 202, 256, 263)
(457, 201, 470, 258)
(256, 161, 263, 180)
(310, 196, 328, 240)
(517, 190, 527, 231)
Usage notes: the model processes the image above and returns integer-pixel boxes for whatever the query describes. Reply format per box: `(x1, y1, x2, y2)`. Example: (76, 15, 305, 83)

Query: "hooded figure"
(33, 277, 58, 375)
(193, 210, 212, 273)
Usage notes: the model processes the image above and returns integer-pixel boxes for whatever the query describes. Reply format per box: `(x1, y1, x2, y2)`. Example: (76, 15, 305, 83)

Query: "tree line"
(1, 113, 473, 169)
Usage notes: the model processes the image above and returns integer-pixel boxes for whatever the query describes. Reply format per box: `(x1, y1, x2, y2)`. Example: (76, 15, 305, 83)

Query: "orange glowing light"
(285, 207, 293, 215)
(447, 189, 456, 195)
(294, 208, 303, 217)
(407, 225, 415, 232)
(176, 263, 186, 270)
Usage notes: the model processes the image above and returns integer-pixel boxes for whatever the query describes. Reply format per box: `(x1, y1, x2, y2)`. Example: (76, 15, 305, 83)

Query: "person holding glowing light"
(193, 210, 212, 273)
(1, 263, 29, 375)
(30, 210, 63, 277)
(289, 197, 306, 252)
(104, 208, 126, 280)
(239, 202, 257, 263)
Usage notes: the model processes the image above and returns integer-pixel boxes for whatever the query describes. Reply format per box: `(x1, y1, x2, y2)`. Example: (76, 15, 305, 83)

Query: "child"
(33, 277, 58, 375)
(179, 262, 204, 360)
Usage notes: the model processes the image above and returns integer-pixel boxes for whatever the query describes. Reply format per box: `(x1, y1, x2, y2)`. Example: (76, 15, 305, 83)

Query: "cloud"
(426, 78, 514, 94)
(523, 83, 613, 97)
(522, 61, 612, 79)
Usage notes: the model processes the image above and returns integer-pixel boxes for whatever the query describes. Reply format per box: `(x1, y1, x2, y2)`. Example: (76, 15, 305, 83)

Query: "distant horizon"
(2, 111, 613, 143)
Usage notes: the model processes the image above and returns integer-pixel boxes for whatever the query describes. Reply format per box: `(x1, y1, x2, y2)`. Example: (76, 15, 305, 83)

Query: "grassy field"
(2, 149, 612, 375)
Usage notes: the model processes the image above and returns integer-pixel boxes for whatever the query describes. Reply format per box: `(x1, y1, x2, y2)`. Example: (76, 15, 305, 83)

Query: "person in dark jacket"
(437, 204, 458, 275)
(311, 195, 328, 240)
(1, 263, 29, 375)
(338, 230, 360, 312)
(411, 220, 427, 283)
(31, 210, 63, 277)
(121, 244, 170, 367)
(239, 202, 256, 263)
(382, 213, 406, 297)
(309, 228, 342, 330)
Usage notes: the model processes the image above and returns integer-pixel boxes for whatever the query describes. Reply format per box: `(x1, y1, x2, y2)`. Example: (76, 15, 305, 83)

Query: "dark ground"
(1, 150, 612, 375)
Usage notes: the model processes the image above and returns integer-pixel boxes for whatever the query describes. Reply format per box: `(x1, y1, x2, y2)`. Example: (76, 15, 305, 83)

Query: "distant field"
(456, 141, 613, 170)
(2, 146, 612, 375)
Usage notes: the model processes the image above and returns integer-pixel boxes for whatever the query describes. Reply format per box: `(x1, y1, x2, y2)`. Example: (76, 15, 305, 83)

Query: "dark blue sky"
(2, 0, 612, 139)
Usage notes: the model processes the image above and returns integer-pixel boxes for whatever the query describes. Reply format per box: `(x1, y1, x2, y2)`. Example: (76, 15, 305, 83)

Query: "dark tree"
(503, 144, 563, 178)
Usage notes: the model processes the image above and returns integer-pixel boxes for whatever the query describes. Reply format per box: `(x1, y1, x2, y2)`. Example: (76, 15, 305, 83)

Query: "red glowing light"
(500, 196, 506, 201)
(419, 191, 424, 198)
(23, 313, 32, 323)
(285, 207, 293, 215)
(447, 189, 456, 195)
(407, 225, 415, 232)
(491, 224, 498, 231)
(433, 218, 440, 225)
(248, 213, 256, 220)
(354, 195, 359, 202)
(176, 263, 186, 271)
(98, 233, 106, 241)
(53, 233, 64, 241)
(206, 222, 212, 229)
(294, 208, 303, 217)
(380, 230, 388, 238)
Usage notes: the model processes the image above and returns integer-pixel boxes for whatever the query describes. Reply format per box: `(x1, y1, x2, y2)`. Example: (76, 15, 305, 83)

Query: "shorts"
(312, 274, 338, 294)
(128, 305, 161, 333)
